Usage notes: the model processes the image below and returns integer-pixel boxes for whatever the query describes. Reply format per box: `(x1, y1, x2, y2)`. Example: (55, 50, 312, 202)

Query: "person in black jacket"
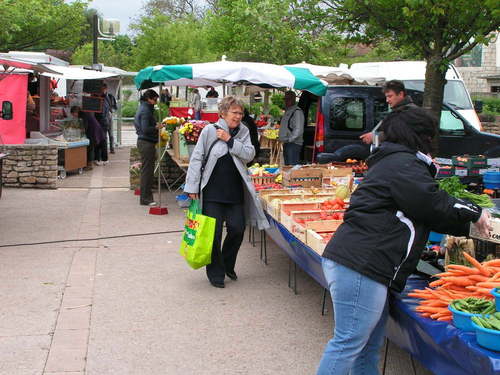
(317, 107, 491, 375)
(134, 89, 159, 206)
(242, 108, 260, 163)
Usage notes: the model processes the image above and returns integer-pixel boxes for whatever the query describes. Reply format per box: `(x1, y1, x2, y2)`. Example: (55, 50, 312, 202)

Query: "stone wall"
(456, 36, 500, 93)
(0, 145, 58, 189)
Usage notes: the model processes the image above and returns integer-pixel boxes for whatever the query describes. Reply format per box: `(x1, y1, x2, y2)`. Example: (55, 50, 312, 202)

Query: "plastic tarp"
(40, 65, 120, 80)
(263, 212, 500, 375)
(135, 60, 328, 96)
(0, 73, 28, 144)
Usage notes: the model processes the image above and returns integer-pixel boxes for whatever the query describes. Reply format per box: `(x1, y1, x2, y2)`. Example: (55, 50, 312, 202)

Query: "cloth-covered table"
(169, 107, 218, 122)
(264, 213, 500, 375)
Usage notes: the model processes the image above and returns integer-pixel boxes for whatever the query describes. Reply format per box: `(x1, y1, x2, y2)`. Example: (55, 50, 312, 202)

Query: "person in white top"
(279, 91, 304, 165)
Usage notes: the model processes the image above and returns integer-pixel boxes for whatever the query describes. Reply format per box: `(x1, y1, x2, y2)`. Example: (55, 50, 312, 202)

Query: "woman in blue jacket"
(317, 107, 491, 375)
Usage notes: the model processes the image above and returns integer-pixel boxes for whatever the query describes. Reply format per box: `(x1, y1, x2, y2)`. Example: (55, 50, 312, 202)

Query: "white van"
(348, 61, 482, 130)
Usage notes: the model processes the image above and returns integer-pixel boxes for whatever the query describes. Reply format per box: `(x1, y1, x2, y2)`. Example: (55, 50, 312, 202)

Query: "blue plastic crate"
(428, 231, 444, 243)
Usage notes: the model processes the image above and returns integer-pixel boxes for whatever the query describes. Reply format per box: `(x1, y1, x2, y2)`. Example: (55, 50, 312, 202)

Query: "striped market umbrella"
(135, 60, 327, 96)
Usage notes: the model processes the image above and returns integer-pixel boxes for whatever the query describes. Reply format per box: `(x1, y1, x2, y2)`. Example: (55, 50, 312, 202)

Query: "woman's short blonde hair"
(218, 96, 245, 115)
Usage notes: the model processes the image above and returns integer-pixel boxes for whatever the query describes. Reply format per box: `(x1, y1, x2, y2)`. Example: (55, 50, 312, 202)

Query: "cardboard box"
(305, 221, 343, 254)
(172, 130, 189, 162)
(281, 203, 322, 229)
(283, 168, 323, 188)
(469, 218, 500, 244)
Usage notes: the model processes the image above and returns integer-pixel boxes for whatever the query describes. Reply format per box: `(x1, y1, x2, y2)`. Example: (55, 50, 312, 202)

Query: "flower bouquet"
(179, 120, 209, 144)
(161, 116, 185, 133)
(129, 162, 142, 190)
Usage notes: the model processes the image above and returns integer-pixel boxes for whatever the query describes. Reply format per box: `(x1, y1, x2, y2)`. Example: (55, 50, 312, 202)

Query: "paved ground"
(0, 147, 431, 375)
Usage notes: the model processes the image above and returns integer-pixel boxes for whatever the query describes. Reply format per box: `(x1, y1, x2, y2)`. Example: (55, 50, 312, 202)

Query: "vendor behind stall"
(279, 91, 304, 165)
(71, 106, 105, 169)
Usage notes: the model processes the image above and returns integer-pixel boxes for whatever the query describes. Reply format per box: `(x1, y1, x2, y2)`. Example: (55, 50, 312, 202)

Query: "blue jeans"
(283, 142, 301, 165)
(317, 258, 389, 375)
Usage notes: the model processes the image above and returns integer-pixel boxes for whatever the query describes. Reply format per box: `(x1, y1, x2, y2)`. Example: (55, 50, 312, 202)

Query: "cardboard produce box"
(172, 129, 189, 162)
(283, 168, 323, 188)
(452, 155, 487, 169)
(470, 218, 500, 244)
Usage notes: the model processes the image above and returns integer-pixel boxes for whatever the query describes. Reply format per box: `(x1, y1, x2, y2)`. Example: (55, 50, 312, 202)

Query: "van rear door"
(322, 86, 388, 153)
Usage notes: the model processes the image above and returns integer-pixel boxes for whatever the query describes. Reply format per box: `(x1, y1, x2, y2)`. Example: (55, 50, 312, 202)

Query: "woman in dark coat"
(317, 107, 491, 375)
(134, 89, 159, 206)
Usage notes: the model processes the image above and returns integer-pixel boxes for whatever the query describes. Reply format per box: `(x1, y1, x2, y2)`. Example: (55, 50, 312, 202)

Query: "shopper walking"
(184, 96, 269, 288)
(317, 107, 491, 375)
(191, 88, 202, 120)
(134, 89, 160, 206)
(279, 90, 304, 165)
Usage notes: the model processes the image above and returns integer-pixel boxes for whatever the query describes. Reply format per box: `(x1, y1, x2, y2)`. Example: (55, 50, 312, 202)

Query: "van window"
(374, 98, 389, 124)
(404, 80, 472, 110)
(329, 97, 365, 131)
(440, 109, 465, 132)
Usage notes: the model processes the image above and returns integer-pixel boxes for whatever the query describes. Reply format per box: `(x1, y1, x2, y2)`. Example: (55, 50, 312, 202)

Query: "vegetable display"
(409, 253, 500, 321)
(450, 297, 496, 314)
(438, 176, 493, 207)
(472, 314, 500, 331)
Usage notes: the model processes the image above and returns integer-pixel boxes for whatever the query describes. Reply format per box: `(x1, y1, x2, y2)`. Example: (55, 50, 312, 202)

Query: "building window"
(491, 86, 500, 93)
(455, 45, 483, 67)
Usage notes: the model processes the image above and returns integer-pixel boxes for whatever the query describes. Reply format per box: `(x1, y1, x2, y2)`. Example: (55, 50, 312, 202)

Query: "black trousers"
(94, 139, 108, 162)
(137, 139, 156, 202)
(203, 201, 246, 283)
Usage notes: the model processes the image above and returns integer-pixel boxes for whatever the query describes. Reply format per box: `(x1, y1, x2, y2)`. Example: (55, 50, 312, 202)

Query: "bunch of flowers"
(179, 120, 209, 144)
(161, 116, 185, 133)
(130, 162, 142, 176)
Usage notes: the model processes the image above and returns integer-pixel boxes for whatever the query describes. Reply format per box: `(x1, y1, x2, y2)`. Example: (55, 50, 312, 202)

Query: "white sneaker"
(102, 161, 109, 165)
(94, 161, 102, 166)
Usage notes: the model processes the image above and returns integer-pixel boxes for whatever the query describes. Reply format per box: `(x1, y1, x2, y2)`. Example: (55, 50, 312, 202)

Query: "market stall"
(0, 54, 124, 183)
(247, 159, 500, 375)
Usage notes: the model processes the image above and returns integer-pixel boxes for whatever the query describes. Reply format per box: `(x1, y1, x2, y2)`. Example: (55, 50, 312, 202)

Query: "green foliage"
(71, 35, 135, 70)
(130, 14, 217, 69)
(122, 101, 139, 118)
(480, 97, 500, 115)
(271, 93, 285, 110)
(0, 0, 88, 51)
(249, 103, 264, 117)
(205, 0, 342, 65)
(269, 104, 283, 119)
(122, 89, 133, 102)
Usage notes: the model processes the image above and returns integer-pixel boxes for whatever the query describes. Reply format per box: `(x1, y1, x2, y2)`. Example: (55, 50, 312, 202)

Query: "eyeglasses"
(228, 111, 244, 116)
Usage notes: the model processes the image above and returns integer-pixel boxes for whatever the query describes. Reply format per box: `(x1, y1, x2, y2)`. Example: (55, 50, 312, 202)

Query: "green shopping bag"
(179, 200, 216, 269)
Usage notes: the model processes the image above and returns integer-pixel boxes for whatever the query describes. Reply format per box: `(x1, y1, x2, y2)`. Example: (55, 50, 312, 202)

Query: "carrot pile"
(408, 252, 500, 322)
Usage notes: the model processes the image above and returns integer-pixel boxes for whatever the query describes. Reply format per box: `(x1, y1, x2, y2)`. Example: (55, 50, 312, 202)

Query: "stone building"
(455, 33, 500, 95)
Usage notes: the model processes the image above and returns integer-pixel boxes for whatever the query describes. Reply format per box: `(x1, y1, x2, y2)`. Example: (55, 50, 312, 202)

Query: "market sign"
(135, 60, 328, 96)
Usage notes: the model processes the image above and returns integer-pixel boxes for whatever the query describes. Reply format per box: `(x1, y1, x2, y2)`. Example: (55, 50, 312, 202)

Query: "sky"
(87, 0, 145, 35)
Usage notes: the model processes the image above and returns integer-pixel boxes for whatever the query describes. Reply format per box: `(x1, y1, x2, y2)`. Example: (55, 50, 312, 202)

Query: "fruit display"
(254, 183, 283, 191)
(248, 163, 280, 177)
(263, 129, 279, 140)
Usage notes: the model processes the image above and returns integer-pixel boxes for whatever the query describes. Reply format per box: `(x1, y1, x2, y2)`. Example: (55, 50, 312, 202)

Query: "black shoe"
(210, 280, 225, 288)
(225, 271, 238, 281)
(140, 200, 157, 206)
(110, 150, 115, 154)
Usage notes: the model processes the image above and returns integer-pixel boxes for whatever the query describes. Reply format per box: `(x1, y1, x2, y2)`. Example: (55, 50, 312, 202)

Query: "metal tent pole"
(150, 83, 168, 215)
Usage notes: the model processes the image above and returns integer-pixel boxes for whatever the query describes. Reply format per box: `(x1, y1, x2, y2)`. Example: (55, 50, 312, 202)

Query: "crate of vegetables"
(281, 202, 322, 229)
(306, 221, 342, 255)
(290, 211, 344, 242)
(452, 155, 487, 169)
(471, 314, 500, 351)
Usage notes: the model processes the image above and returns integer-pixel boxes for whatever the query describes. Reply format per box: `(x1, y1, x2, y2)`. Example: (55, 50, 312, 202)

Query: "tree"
(130, 13, 217, 69)
(141, 0, 205, 19)
(0, 0, 88, 51)
(206, 0, 341, 65)
(71, 36, 135, 70)
(305, 0, 500, 127)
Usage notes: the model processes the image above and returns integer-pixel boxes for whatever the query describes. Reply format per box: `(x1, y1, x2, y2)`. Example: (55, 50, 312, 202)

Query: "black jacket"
(322, 142, 481, 292)
(134, 101, 157, 143)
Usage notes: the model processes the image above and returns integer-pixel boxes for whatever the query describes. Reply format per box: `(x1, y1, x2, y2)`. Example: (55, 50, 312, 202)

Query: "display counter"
(263, 213, 500, 375)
